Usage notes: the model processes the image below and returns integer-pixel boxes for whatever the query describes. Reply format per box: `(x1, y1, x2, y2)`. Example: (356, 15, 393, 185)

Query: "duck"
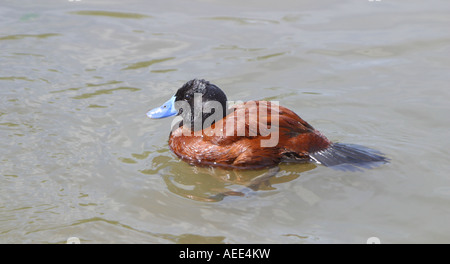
(147, 79, 388, 171)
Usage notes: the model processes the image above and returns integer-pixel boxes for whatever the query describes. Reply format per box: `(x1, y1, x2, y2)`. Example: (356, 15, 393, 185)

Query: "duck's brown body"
(169, 101, 331, 169)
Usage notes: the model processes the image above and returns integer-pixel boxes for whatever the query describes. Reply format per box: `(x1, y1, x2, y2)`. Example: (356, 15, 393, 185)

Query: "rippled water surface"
(1, 0, 450, 243)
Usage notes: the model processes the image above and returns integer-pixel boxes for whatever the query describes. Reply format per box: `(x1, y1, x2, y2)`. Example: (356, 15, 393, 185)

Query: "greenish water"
(1, 0, 450, 243)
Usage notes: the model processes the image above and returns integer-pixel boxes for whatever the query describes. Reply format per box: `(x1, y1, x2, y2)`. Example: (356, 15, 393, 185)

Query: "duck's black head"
(147, 79, 228, 131)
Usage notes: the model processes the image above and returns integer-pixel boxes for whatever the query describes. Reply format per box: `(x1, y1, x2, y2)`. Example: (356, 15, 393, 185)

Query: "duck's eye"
(185, 95, 190, 99)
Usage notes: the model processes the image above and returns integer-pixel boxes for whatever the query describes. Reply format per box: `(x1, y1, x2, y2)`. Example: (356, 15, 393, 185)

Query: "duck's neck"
(181, 102, 227, 132)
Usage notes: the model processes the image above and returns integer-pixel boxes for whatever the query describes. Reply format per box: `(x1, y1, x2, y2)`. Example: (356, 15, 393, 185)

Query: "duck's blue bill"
(146, 96, 177, 119)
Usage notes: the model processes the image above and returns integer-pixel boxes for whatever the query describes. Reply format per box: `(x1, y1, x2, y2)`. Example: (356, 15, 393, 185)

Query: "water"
(1, 0, 450, 243)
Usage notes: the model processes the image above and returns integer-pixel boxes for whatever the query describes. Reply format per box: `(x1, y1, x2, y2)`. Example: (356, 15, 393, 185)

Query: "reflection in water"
(0, 33, 60, 41)
(141, 152, 316, 202)
(122, 57, 176, 70)
(69, 10, 152, 19)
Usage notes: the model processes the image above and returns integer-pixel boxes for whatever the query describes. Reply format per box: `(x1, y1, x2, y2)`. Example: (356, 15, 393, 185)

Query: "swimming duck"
(147, 79, 388, 171)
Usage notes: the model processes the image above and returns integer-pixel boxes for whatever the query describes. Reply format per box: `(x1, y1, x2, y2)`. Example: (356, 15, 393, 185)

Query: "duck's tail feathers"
(309, 143, 389, 171)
